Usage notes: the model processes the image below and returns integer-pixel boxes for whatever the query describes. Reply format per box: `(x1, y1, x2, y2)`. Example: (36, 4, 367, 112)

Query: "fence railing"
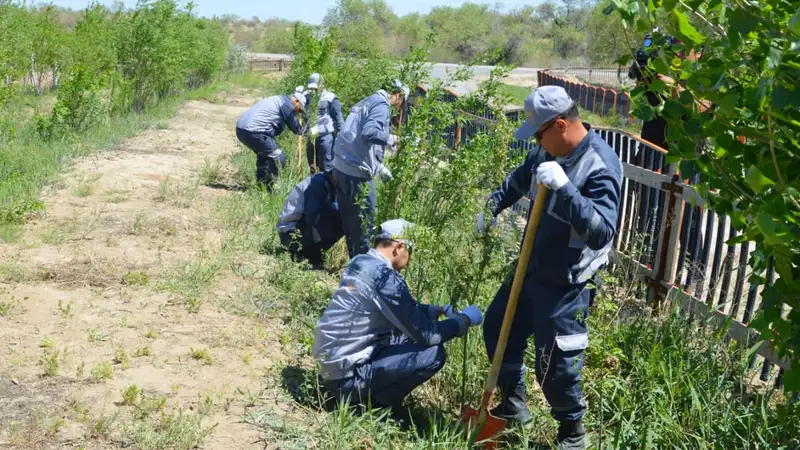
(412, 75, 789, 388)
(248, 58, 292, 73)
(539, 69, 634, 124)
(549, 66, 629, 88)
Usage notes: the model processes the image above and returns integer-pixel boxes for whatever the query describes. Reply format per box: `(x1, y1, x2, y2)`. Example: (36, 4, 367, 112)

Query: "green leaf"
(767, 47, 782, 70)
(789, 9, 800, 37)
(662, 0, 677, 10)
(755, 214, 784, 246)
(745, 165, 775, 193)
(785, 368, 800, 392)
(671, 10, 705, 45)
(662, 100, 685, 118)
(729, 8, 756, 36)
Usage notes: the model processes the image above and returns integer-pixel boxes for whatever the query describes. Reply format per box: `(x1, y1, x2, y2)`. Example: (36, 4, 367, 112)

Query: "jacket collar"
(368, 248, 393, 269)
(377, 90, 390, 102)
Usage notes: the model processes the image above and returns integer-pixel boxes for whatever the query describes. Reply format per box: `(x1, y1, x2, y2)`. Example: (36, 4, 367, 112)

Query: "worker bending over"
(236, 91, 307, 191)
(313, 219, 482, 411)
(332, 80, 407, 258)
(305, 73, 344, 173)
(276, 171, 343, 267)
(479, 86, 622, 450)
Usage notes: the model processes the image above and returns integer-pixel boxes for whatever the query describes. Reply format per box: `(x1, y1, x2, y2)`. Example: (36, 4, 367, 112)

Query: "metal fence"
(539, 70, 634, 124)
(248, 58, 292, 73)
(412, 80, 789, 388)
(549, 67, 629, 88)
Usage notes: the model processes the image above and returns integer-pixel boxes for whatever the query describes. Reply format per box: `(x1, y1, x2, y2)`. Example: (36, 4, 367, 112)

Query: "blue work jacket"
(488, 124, 622, 286)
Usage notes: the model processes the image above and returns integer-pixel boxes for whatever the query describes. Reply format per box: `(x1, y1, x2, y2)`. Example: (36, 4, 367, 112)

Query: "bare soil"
(0, 98, 285, 449)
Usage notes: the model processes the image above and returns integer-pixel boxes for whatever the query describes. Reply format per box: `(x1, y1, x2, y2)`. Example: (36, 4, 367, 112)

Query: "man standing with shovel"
(477, 86, 622, 449)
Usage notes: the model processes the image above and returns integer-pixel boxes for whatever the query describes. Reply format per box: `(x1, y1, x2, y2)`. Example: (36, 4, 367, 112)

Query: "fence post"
(454, 119, 462, 150)
(650, 170, 685, 306)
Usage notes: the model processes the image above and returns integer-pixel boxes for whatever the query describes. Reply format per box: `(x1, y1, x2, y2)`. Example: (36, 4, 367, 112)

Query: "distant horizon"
(45, 0, 545, 25)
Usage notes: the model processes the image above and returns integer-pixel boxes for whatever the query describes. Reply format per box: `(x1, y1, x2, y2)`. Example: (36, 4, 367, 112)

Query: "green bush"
(43, 66, 106, 135)
(281, 24, 398, 110)
(113, 0, 227, 111)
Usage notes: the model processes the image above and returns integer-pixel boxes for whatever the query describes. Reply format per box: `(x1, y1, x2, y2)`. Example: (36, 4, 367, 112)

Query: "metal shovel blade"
(461, 405, 507, 449)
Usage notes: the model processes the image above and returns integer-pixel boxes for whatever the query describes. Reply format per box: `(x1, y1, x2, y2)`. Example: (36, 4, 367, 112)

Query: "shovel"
(461, 185, 550, 449)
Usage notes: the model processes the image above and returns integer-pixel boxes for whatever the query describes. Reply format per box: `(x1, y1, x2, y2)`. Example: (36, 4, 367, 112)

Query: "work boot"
(489, 381, 532, 426)
(556, 419, 586, 450)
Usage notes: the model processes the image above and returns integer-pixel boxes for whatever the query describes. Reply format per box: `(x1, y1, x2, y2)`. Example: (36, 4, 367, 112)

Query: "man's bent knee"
(431, 344, 447, 372)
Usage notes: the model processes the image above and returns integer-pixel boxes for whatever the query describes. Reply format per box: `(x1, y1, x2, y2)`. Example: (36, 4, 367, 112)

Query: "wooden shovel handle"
(477, 185, 550, 419)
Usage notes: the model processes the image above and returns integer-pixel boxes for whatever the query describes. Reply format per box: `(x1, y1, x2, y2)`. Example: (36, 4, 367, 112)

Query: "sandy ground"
(0, 97, 285, 449)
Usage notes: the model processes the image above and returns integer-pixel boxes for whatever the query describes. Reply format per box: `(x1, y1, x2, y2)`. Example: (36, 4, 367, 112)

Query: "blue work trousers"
(483, 274, 591, 423)
(307, 133, 334, 173)
(332, 169, 375, 258)
(323, 334, 446, 408)
(236, 127, 287, 191)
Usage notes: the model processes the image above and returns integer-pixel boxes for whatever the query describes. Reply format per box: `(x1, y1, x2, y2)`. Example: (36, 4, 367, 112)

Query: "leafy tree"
(585, 2, 634, 66)
(29, 5, 68, 94)
(261, 24, 294, 54)
(323, 0, 394, 57)
(606, 0, 800, 389)
(0, 1, 32, 103)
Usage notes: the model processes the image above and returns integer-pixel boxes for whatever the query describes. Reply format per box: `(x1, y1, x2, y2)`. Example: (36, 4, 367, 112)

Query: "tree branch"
(678, 0, 727, 38)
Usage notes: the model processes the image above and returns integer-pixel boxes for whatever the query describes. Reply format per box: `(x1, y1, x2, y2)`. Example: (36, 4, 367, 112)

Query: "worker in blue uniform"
(479, 86, 622, 450)
(313, 219, 482, 411)
(236, 92, 307, 191)
(276, 171, 343, 267)
(305, 73, 345, 173)
(331, 80, 407, 258)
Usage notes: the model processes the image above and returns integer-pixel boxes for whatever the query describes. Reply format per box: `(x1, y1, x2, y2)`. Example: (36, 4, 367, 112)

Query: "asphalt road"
(247, 53, 541, 96)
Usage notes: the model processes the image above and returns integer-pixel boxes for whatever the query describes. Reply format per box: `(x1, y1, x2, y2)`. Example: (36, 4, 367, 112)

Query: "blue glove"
(461, 305, 483, 327)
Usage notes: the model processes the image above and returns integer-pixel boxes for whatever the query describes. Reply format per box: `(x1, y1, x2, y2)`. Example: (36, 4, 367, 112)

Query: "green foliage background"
(606, 0, 800, 390)
(0, 0, 228, 227)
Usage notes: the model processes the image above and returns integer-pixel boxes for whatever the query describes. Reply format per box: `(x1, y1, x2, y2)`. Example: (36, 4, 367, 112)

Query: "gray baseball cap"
(375, 219, 415, 250)
(514, 86, 575, 140)
(307, 73, 321, 89)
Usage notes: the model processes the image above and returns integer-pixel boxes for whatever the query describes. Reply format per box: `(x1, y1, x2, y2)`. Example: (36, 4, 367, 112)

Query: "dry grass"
(46, 256, 146, 288)
(6, 410, 65, 448)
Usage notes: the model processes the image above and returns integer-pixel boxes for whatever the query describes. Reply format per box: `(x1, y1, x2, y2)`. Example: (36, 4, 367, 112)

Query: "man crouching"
(313, 219, 483, 411)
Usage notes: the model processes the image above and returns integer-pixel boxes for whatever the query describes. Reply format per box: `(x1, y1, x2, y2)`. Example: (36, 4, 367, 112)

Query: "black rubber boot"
(556, 419, 586, 450)
(489, 378, 532, 426)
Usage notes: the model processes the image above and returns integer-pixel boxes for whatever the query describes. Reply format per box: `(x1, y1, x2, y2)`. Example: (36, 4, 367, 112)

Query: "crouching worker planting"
(276, 171, 343, 268)
(313, 219, 482, 412)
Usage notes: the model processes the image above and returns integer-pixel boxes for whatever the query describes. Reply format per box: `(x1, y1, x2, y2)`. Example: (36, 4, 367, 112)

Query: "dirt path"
(0, 97, 287, 449)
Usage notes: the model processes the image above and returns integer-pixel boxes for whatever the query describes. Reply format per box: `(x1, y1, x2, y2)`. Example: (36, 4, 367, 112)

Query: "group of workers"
(235, 76, 622, 449)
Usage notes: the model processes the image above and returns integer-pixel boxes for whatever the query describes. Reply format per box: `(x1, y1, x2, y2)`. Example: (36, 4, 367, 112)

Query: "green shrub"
(43, 66, 106, 136)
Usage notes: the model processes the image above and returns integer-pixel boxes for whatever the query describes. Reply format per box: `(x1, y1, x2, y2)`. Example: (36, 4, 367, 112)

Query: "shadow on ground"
(204, 182, 247, 192)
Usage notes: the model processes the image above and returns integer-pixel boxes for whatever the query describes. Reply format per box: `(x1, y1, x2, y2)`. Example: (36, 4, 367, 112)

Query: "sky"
(49, 0, 542, 24)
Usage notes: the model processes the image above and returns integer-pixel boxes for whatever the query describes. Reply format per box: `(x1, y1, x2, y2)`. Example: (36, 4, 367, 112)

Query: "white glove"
(388, 134, 400, 148)
(461, 305, 483, 327)
(309, 125, 319, 136)
(536, 161, 570, 190)
(476, 212, 497, 233)
(379, 165, 393, 182)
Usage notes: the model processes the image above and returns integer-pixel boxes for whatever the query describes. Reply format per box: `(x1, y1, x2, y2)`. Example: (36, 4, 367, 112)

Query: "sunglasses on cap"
(534, 116, 564, 141)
